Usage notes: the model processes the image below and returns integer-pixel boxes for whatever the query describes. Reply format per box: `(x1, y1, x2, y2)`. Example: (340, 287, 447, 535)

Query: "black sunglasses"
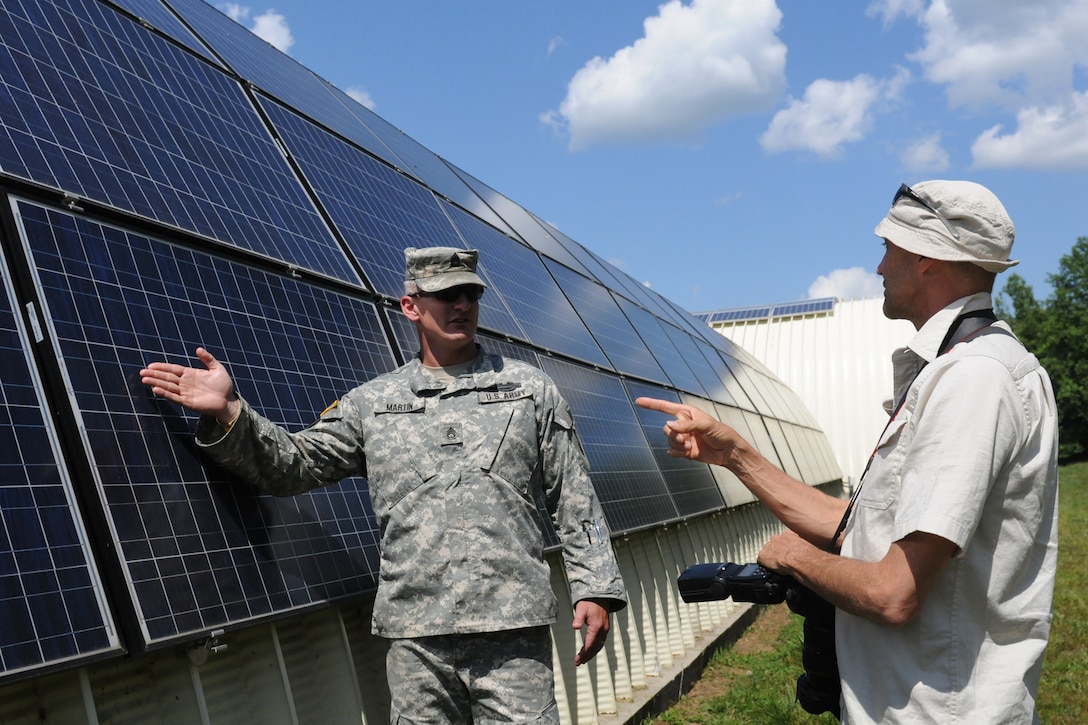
(412, 285, 485, 303)
(892, 183, 960, 240)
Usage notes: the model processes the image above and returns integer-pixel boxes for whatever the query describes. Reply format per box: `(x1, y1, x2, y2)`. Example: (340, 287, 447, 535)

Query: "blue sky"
(216, 0, 1087, 314)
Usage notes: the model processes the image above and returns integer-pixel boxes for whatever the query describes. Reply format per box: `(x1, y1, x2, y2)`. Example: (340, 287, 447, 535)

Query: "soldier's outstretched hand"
(141, 347, 238, 423)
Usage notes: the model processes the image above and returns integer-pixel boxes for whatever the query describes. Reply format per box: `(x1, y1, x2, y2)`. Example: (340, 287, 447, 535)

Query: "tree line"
(996, 236, 1088, 463)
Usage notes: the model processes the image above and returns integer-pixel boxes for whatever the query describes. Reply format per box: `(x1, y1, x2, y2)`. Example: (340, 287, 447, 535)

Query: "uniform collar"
(407, 345, 493, 394)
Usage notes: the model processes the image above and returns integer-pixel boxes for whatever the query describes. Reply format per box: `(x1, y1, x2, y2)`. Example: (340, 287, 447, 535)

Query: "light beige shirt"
(838, 293, 1059, 724)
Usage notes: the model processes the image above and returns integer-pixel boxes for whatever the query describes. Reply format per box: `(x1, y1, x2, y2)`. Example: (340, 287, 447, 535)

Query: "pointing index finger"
(635, 397, 682, 415)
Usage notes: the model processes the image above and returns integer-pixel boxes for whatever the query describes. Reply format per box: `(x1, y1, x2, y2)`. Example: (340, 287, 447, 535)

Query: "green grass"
(647, 462, 1087, 724)
(1038, 461, 1088, 724)
(649, 608, 839, 725)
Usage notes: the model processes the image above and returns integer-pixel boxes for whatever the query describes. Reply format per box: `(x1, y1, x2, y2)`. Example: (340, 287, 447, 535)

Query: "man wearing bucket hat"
(141, 246, 627, 723)
(638, 181, 1058, 723)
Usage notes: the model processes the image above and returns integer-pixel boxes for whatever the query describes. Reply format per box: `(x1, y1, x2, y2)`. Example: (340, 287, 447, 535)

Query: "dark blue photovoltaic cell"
(160, 0, 389, 153)
(622, 381, 725, 518)
(449, 168, 592, 276)
(104, 0, 219, 62)
(0, 245, 120, 678)
(0, 0, 358, 284)
(260, 96, 468, 298)
(543, 259, 669, 384)
(18, 201, 393, 645)
(539, 358, 677, 532)
(615, 296, 708, 397)
(163, 0, 500, 227)
(659, 324, 752, 409)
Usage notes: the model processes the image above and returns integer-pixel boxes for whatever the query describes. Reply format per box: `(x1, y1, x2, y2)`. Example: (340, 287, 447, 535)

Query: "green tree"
(997, 236, 1088, 462)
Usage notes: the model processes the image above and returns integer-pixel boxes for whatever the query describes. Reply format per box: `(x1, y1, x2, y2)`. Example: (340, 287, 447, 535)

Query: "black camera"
(677, 562, 842, 719)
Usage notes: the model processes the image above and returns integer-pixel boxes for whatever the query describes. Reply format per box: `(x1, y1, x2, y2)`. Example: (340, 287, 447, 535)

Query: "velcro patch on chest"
(478, 384, 531, 404)
(441, 422, 462, 446)
(377, 400, 426, 414)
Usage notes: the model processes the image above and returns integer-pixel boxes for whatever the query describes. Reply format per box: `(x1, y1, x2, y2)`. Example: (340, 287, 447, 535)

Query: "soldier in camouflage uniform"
(141, 246, 627, 723)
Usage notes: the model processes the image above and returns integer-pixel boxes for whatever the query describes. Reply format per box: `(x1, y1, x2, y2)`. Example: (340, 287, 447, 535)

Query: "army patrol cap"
(404, 246, 487, 293)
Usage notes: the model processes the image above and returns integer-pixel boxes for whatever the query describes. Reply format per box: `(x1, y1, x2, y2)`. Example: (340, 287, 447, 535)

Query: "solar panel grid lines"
(622, 379, 726, 519)
(13, 200, 389, 648)
(100, 0, 219, 64)
(0, 0, 359, 284)
(0, 227, 121, 678)
(538, 357, 680, 532)
(257, 95, 469, 299)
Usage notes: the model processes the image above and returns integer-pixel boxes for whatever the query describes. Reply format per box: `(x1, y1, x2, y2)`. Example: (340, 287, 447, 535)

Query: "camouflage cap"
(404, 247, 487, 292)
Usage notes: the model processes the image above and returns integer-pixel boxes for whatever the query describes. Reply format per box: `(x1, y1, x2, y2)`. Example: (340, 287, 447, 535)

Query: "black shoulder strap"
(937, 308, 998, 356)
(827, 307, 998, 551)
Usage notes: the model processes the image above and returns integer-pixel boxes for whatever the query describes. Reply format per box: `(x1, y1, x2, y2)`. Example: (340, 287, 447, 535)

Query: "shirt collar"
(905, 292, 993, 363)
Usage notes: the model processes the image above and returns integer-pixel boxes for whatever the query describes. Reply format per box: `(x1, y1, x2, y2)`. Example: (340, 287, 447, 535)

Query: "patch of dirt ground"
(662, 604, 793, 717)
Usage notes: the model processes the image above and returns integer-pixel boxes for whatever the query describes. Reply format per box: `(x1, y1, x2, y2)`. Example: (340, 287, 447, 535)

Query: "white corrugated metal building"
(696, 297, 916, 486)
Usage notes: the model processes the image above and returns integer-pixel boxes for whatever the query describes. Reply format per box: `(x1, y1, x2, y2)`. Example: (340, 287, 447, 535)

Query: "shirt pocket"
(856, 415, 908, 511)
(476, 387, 537, 496)
(367, 401, 438, 511)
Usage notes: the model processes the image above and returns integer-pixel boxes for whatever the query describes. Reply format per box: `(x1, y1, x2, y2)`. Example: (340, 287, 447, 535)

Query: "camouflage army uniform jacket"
(195, 346, 627, 638)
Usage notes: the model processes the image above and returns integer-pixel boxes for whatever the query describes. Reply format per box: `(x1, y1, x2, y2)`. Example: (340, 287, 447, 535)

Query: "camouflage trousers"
(387, 626, 560, 724)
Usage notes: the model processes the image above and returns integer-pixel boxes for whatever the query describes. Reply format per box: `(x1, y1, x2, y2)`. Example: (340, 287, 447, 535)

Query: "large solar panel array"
(0, 0, 841, 681)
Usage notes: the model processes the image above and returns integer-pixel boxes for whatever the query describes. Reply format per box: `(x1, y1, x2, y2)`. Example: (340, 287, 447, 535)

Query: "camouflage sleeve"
(539, 380, 628, 612)
(194, 394, 365, 496)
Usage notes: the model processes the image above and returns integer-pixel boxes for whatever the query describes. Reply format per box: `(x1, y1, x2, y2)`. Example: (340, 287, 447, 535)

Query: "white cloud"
(866, 0, 925, 26)
(345, 87, 375, 110)
(760, 69, 908, 157)
(901, 132, 950, 172)
(807, 267, 884, 300)
(902, 0, 1088, 109)
(972, 90, 1088, 169)
(218, 4, 294, 53)
(869, 0, 1088, 172)
(543, 0, 787, 150)
(547, 36, 566, 57)
(714, 190, 743, 206)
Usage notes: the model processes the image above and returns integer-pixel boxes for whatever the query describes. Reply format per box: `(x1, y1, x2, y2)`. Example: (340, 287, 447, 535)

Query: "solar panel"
(449, 168, 592, 276)
(0, 231, 120, 678)
(537, 358, 680, 532)
(259, 96, 469, 297)
(622, 380, 725, 518)
(615, 296, 709, 397)
(104, 0, 219, 63)
(14, 200, 392, 646)
(0, 0, 358, 284)
(543, 260, 669, 384)
(157, 0, 512, 235)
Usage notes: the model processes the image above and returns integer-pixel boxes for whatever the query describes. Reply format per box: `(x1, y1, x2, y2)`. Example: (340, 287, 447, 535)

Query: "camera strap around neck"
(825, 308, 998, 552)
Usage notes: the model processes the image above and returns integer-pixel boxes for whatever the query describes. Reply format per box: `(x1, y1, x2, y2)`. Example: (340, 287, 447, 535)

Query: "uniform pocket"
(367, 404, 437, 511)
(478, 389, 537, 496)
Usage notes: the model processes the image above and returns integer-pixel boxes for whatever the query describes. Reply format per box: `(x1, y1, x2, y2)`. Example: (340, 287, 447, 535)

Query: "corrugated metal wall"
(709, 298, 914, 485)
(0, 502, 805, 725)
